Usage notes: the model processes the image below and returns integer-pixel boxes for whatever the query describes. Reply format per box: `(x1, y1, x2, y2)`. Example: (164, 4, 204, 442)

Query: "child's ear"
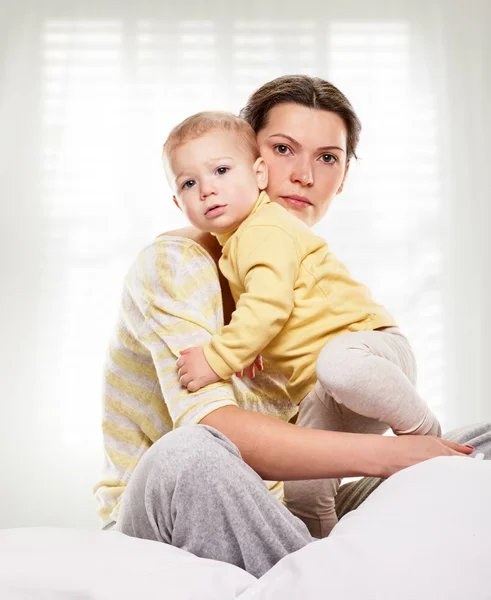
(253, 157, 268, 191)
(336, 160, 350, 195)
(173, 195, 181, 210)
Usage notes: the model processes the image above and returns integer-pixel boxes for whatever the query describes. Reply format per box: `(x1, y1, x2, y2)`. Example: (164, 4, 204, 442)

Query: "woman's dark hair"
(240, 74, 362, 160)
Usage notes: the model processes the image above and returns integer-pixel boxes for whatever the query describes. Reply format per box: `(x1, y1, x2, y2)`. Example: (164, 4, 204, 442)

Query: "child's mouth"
(205, 204, 227, 218)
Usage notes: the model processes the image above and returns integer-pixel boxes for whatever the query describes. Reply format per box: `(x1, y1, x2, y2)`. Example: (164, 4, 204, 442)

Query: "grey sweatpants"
(114, 425, 312, 579)
(284, 328, 441, 538)
(114, 421, 491, 578)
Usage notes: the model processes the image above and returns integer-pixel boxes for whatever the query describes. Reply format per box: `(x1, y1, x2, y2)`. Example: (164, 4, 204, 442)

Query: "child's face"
(168, 130, 267, 234)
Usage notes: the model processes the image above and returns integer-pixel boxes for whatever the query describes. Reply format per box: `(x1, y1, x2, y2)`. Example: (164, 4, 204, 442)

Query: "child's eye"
(320, 153, 336, 164)
(274, 144, 292, 156)
(216, 166, 229, 175)
(182, 179, 196, 189)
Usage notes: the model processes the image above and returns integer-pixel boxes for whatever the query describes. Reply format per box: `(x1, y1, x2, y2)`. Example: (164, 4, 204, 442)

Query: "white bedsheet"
(0, 527, 254, 599)
(1, 456, 490, 600)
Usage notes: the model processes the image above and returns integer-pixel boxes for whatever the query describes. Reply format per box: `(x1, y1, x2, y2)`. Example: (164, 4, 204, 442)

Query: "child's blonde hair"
(162, 111, 260, 164)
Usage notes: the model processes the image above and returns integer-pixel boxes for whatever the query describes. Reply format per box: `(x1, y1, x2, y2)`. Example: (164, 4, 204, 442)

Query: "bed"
(1, 456, 490, 599)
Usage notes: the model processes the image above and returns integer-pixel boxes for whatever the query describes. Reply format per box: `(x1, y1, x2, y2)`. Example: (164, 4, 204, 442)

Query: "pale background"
(0, 0, 490, 528)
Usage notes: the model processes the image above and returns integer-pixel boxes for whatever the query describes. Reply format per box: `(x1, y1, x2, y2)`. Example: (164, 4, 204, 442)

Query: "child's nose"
(201, 184, 216, 199)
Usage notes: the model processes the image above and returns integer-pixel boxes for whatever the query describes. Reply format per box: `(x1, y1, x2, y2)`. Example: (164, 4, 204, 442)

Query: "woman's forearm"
(200, 405, 471, 481)
(200, 405, 389, 480)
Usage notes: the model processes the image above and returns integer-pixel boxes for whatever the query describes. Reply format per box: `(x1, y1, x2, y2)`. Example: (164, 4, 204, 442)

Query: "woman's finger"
(441, 439, 474, 454)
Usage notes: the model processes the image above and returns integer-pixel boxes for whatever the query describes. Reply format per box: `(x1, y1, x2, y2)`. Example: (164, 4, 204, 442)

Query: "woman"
(95, 75, 490, 578)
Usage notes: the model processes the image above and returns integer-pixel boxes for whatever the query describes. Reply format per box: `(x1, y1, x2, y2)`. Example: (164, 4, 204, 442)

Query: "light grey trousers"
(113, 421, 491, 579)
(284, 328, 442, 538)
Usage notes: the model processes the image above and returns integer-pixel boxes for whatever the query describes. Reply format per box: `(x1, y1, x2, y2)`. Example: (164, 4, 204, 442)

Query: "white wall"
(1, 0, 490, 528)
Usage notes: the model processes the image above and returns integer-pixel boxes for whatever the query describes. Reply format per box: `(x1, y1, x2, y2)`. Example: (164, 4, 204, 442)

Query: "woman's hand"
(235, 355, 263, 379)
(177, 347, 221, 392)
(382, 435, 474, 478)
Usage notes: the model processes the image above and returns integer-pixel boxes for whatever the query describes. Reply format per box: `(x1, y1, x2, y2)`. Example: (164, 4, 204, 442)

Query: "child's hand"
(235, 355, 263, 379)
(177, 347, 220, 392)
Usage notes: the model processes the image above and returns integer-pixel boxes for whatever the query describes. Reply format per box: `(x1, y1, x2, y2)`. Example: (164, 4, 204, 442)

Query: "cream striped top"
(94, 235, 298, 527)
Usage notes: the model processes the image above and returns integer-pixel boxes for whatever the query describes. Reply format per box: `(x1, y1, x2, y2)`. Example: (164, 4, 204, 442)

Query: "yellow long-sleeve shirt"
(203, 192, 397, 404)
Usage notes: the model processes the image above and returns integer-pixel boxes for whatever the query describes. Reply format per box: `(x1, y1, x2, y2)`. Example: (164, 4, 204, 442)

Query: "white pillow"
(242, 456, 491, 600)
(0, 527, 254, 600)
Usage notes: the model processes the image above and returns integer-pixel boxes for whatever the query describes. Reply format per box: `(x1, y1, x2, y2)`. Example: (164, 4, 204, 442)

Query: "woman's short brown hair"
(240, 74, 362, 160)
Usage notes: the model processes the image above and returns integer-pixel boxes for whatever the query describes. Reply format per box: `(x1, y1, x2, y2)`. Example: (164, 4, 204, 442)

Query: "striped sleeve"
(127, 236, 239, 427)
(94, 236, 240, 526)
(94, 322, 172, 527)
(94, 406, 152, 526)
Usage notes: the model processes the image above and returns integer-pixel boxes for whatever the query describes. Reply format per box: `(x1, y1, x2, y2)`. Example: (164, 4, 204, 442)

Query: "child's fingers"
(179, 373, 191, 388)
(254, 355, 263, 371)
(187, 379, 201, 393)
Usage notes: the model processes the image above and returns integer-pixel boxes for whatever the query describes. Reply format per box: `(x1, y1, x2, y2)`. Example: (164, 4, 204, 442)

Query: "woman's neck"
(161, 226, 234, 325)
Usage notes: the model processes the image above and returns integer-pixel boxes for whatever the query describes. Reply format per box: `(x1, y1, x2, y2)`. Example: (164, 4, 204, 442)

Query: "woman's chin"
(277, 201, 313, 227)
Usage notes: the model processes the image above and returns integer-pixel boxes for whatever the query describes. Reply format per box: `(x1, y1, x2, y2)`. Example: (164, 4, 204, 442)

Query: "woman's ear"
(173, 196, 181, 210)
(336, 160, 351, 195)
(253, 157, 268, 191)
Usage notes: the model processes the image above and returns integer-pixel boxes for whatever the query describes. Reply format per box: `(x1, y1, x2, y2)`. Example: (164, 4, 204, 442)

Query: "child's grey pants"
(113, 421, 490, 579)
(284, 327, 442, 538)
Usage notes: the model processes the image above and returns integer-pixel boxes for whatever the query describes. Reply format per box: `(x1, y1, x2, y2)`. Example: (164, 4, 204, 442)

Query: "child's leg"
(316, 327, 441, 437)
(283, 382, 388, 539)
(284, 328, 441, 539)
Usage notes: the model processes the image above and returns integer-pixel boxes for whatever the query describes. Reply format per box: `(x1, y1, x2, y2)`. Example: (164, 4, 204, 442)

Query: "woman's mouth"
(280, 195, 313, 208)
(205, 204, 227, 218)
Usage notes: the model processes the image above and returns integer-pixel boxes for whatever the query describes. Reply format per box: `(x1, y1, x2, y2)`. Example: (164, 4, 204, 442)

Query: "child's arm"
(178, 225, 300, 391)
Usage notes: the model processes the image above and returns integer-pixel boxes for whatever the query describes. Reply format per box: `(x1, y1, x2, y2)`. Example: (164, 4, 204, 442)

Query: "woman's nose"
(291, 161, 314, 186)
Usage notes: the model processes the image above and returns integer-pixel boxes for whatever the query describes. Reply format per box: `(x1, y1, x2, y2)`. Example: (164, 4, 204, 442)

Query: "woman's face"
(257, 102, 350, 227)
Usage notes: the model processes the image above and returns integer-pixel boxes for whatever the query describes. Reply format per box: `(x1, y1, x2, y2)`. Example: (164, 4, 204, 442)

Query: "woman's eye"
(274, 144, 291, 155)
(182, 180, 195, 189)
(320, 153, 336, 164)
(216, 167, 229, 175)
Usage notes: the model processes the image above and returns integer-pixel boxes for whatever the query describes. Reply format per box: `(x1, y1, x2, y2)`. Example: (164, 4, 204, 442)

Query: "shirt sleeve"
(94, 237, 240, 527)
(93, 401, 152, 528)
(204, 225, 300, 379)
(128, 237, 239, 427)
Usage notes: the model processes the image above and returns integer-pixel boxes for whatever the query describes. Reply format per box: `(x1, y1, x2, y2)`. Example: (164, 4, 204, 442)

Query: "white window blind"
(321, 22, 443, 416)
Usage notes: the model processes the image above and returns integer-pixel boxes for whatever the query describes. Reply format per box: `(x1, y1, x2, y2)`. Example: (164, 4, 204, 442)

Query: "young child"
(164, 110, 441, 537)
